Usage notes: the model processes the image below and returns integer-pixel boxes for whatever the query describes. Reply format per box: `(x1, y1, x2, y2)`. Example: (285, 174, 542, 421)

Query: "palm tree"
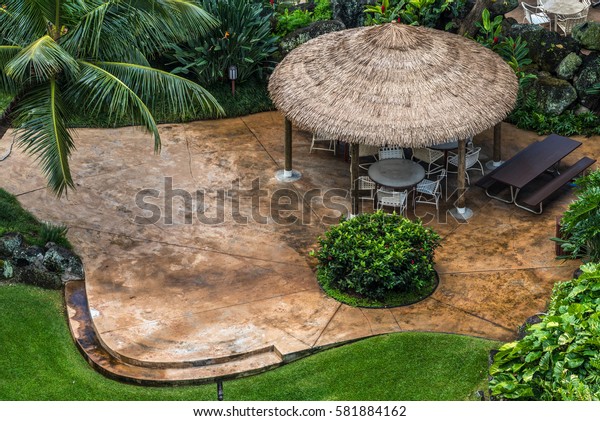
(0, 0, 224, 196)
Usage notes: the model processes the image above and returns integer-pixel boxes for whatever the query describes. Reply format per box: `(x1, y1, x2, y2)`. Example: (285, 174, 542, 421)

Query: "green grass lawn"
(0, 282, 498, 401)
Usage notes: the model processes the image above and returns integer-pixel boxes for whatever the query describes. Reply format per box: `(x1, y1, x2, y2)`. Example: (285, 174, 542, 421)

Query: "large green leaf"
(12, 79, 75, 196)
(5, 35, 79, 84)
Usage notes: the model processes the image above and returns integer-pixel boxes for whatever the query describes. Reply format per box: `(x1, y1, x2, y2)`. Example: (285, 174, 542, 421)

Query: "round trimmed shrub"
(312, 211, 441, 303)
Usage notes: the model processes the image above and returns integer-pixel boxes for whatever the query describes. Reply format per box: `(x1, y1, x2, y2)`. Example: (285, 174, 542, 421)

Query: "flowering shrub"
(312, 211, 441, 301)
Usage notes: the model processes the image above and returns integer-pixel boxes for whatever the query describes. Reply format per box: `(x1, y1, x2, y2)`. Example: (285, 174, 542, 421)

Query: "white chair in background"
(411, 147, 445, 176)
(310, 133, 336, 154)
(521, 2, 551, 25)
(556, 12, 588, 36)
(378, 146, 405, 160)
(414, 170, 446, 218)
(446, 147, 485, 195)
(357, 176, 376, 206)
(376, 189, 408, 216)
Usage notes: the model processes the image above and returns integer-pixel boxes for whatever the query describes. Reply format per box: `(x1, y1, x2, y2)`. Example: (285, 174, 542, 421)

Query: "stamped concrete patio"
(0, 111, 595, 383)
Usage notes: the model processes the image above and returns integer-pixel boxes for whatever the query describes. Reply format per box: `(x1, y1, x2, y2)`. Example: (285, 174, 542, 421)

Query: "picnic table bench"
(516, 157, 596, 214)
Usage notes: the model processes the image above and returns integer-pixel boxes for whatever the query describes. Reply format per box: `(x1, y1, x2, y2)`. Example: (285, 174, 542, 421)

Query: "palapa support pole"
(350, 143, 360, 217)
(486, 123, 504, 169)
(284, 118, 292, 174)
(275, 117, 301, 182)
(449, 138, 473, 220)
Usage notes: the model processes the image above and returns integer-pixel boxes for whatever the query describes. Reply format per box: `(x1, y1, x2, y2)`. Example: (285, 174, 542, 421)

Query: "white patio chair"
(376, 188, 408, 216)
(411, 147, 445, 176)
(310, 132, 336, 154)
(446, 147, 485, 185)
(357, 144, 380, 171)
(556, 12, 588, 36)
(357, 176, 376, 206)
(521, 3, 551, 25)
(378, 146, 405, 160)
(414, 170, 446, 218)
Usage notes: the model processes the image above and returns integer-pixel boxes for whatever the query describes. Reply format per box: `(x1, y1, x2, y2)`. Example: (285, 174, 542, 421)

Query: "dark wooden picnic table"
(485, 134, 582, 203)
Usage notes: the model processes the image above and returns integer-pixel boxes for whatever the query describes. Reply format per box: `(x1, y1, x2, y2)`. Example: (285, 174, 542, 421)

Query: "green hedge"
(312, 211, 440, 303)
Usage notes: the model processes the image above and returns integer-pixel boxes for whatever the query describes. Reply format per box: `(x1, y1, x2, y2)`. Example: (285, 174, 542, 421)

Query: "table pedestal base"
(449, 206, 474, 221)
(486, 160, 504, 170)
(275, 169, 302, 182)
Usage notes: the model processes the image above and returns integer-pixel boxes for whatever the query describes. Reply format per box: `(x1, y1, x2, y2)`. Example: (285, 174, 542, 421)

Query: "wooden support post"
(350, 143, 360, 216)
(493, 123, 502, 164)
(456, 137, 467, 210)
(284, 118, 292, 174)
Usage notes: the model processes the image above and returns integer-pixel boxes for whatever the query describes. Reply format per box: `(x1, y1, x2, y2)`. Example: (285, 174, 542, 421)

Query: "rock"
(574, 53, 600, 112)
(571, 21, 600, 51)
(508, 24, 580, 72)
(500, 17, 518, 37)
(12, 266, 62, 289)
(13, 246, 45, 267)
(1, 259, 13, 279)
(517, 315, 543, 340)
(524, 75, 578, 115)
(43, 244, 85, 282)
(574, 104, 591, 115)
(279, 19, 346, 56)
(556, 52, 582, 79)
(331, 0, 370, 28)
(0, 233, 24, 257)
(488, 0, 519, 17)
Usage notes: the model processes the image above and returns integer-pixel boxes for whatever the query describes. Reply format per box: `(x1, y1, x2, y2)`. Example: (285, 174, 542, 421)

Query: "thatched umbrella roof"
(268, 23, 518, 148)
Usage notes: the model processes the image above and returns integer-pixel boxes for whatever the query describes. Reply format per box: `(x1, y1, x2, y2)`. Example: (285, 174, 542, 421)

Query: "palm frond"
(0, 0, 50, 46)
(6, 35, 79, 84)
(0, 45, 22, 93)
(128, 0, 218, 41)
(70, 60, 160, 151)
(12, 79, 75, 196)
(60, 0, 123, 59)
(94, 61, 224, 118)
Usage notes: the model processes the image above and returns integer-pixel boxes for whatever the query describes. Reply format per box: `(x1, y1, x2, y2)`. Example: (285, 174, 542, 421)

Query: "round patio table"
(430, 140, 459, 151)
(368, 158, 426, 189)
(543, 0, 585, 15)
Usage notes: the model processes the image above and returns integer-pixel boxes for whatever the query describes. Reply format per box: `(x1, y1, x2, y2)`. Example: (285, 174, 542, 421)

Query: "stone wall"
(508, 22, 600, 115)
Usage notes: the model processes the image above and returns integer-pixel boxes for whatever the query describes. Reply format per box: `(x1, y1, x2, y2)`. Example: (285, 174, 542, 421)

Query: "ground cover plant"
(0, 282, 497, 400)
(0, 188, 70, 249)
(312, 211, 441, 307)
(489, 263, 600, 400)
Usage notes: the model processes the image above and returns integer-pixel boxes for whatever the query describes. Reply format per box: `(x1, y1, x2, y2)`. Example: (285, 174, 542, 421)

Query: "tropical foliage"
(508, 92, 600, 137)
(364, 0, 466, 29)
(0, 0, 223, 196)
(312, 211, 441, 302)
(554, 170, 600, 262)
(275, 0, 332, 36)
(169, 0, 279, 85)
(489, 263, 600, 400)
